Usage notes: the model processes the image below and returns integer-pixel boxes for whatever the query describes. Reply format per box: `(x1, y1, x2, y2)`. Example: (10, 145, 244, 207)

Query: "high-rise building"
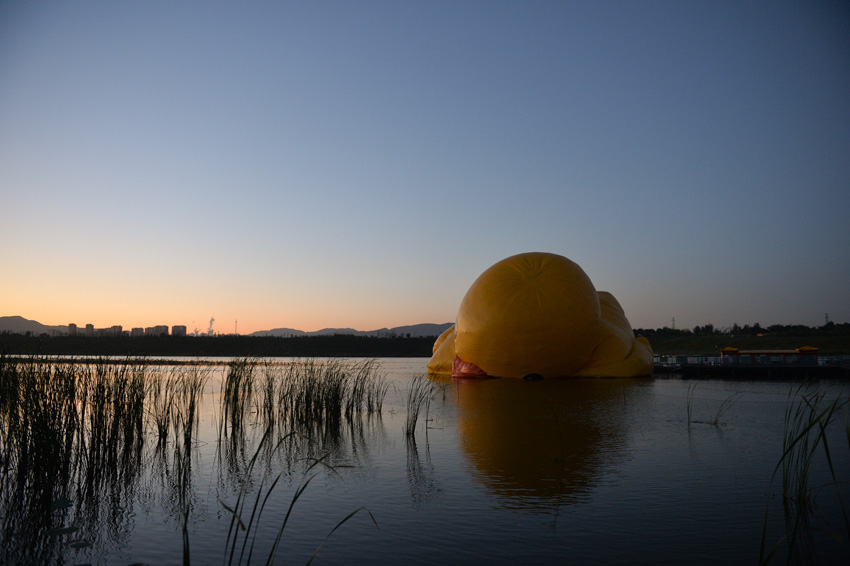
(145, 325, 169, 337)
(172, 325, 187, 337)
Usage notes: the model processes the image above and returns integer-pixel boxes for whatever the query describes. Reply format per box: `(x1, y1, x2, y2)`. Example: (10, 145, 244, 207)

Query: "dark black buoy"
(523, 373, 544, 381)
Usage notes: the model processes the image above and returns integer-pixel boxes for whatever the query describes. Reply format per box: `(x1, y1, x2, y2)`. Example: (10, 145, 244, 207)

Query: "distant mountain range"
(0, 316, 453, 338)
(249, 323, 453, 338)
(0, 316, 68, 335)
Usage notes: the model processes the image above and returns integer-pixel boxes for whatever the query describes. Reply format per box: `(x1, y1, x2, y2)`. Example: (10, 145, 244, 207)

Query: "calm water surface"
(2, 358, 848, 565)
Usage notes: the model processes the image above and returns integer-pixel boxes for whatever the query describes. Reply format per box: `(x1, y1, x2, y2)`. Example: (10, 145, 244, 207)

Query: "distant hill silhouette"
(250, 322, 453, 338)
(0, 316, 67, 335)
(249, 327, 307, 337)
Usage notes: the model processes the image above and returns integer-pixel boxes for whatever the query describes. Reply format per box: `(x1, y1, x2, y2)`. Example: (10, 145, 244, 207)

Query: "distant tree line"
(0, 333, 438, 358)
(635, 321, 850, 339)
(3, 322, 849, 358)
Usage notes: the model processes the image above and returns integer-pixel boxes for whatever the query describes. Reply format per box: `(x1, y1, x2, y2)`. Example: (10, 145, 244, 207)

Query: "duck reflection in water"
(437, 375, 648, 510)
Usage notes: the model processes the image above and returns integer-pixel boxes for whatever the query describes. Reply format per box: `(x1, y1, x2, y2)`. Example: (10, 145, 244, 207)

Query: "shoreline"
(5, 355, 849, 381)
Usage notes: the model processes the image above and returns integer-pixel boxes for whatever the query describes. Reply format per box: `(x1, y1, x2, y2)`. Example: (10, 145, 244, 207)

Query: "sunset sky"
(2, 1, 848, 335)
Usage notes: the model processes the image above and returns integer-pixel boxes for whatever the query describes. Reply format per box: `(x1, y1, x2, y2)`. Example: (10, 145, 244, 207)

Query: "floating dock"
(654, 348, 850, 379)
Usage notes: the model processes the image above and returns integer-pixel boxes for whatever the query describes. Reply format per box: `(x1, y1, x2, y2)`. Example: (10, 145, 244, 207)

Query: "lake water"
(2, 357, 848, 565)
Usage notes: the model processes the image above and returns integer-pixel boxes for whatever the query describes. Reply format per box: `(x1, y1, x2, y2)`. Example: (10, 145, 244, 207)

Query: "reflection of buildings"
(447, 377, 647, 509)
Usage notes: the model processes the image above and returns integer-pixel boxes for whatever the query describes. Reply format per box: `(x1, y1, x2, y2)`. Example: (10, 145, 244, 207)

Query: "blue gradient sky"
(2, 1, 848, 334)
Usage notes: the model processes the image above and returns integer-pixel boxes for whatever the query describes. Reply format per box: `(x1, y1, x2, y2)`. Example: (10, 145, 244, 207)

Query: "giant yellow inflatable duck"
(427, 252, 652, 378)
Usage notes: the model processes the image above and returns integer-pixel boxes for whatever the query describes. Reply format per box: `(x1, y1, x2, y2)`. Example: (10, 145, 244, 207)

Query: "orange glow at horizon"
(4, 282, 455, 336)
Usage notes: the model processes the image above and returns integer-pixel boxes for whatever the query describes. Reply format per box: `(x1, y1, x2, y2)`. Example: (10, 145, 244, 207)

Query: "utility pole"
(672, 317, 676, 330)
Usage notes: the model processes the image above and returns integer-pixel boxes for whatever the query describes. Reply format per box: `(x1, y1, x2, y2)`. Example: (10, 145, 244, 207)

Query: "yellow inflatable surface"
(427, 252, 652, 378)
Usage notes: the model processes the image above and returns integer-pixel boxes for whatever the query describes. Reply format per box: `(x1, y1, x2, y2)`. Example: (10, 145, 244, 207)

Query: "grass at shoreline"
(0, 356, 387, 565)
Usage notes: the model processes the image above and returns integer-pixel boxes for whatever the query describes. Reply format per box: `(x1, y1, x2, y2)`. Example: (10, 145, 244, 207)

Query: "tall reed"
(217, 358, 389, 483)
(220, 429, 377, 566)
(709, 391, 742, 426)
(148, 368, 177, 445)
(686, 382, 697, 430)
(1, 356, 386, 565)
(222, 358, 257, 439)
(685, 383, 741, 427)
(175, 364, 210, 446)
(404, 374, 434, 438)
(0, 357, 149, 564)
(759, 385, 849, 564)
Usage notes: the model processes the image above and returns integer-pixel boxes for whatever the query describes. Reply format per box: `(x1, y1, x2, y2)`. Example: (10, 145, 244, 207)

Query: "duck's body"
(427, 252, 653, 379)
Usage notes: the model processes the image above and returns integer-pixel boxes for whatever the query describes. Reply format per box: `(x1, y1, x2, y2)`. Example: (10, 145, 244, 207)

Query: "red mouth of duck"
(452, 356, 546, 380)
(452, 355, 490, 379)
